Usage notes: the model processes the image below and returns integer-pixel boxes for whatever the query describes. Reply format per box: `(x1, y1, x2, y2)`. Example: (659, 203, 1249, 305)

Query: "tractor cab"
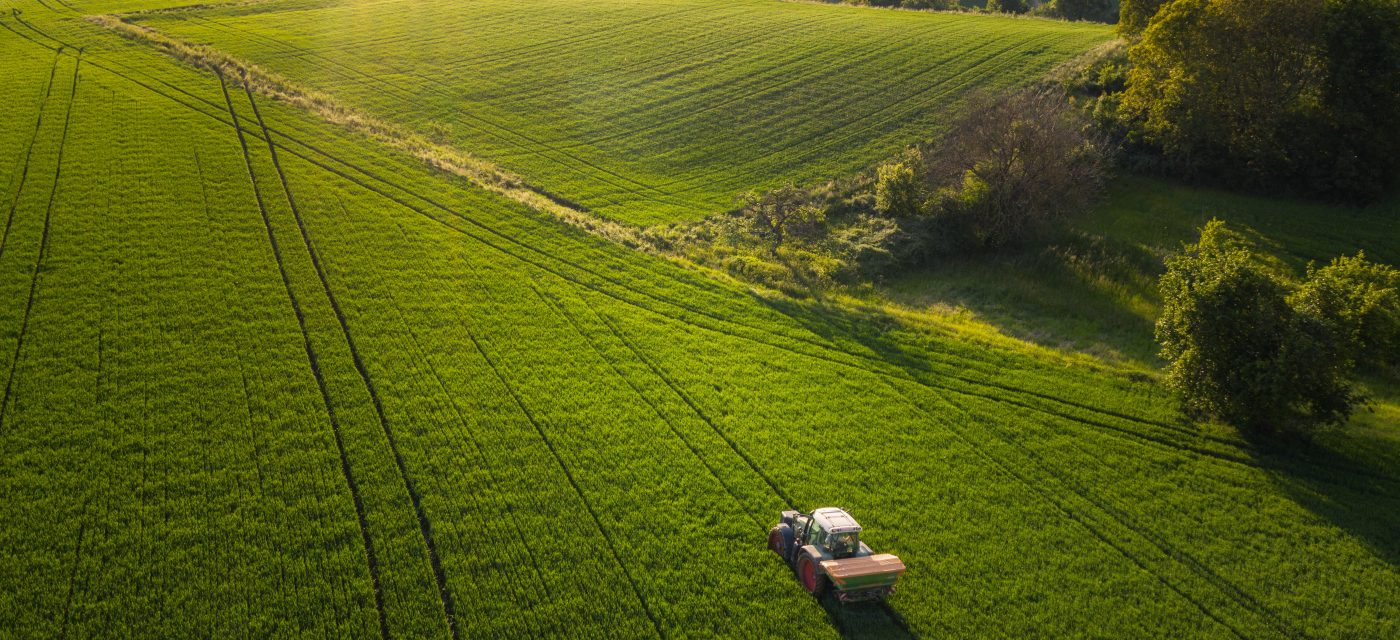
(794, 507, 864, 559)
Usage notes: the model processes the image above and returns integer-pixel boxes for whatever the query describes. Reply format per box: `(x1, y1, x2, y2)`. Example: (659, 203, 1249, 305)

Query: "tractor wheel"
(767, 524, 793, 561)
(796, 553, 828, 596)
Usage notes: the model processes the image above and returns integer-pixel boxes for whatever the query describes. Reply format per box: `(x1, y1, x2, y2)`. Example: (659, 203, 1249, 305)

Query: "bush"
(923, 88, 1110, 250)
(737, 185, 826, 254)
(986, 0, 1030, 13)
(1156, 220, 1361, 433)
(1045, 0, 1119, 22)
(1290, 252, 1400, 370)
(874, 153, 925, 219)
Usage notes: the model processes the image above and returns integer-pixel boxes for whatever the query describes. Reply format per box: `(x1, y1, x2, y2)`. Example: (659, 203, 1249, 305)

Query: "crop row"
(140, 0, 1114, 224)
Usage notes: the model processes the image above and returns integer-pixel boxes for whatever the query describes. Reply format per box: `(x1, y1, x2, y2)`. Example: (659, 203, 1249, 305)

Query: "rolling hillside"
(131, 0, 1112, 224)
(0, 1, 1395, 638)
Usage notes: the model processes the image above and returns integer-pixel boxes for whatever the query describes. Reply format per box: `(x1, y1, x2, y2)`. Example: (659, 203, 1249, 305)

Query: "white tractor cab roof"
(811, 507, 862, 534)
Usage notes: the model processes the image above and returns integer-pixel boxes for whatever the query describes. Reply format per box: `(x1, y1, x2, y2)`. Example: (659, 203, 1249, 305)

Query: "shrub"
(923, 88, 1110, 250)
(737, 185, 827, 254)
(1290, 252, 1400, 370)
(1045, 0, 1120, 23)
(1156, 220, 1361, 433)
(986, 0, 1030, 14)
(874, 153, 925, 219)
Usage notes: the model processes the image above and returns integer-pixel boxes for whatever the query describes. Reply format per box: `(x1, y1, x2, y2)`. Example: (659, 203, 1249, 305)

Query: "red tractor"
(768, 507, 905, 602)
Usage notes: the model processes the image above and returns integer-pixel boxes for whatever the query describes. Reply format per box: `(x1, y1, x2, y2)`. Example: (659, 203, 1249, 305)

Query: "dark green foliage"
(1291, 253, 1400, 370)
(921, 88, 1110, 252)
(1046, 0, 1120, 22)
(1118, 0, 1170, 34)
(1157, 220, 1362, 433)
(1118, 0, 1400, 201)
(1316, 0, 1400, 200)
(987, 0, 1031, 13)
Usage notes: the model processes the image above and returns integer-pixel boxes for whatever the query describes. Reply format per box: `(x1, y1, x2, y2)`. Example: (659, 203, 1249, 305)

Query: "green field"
(129, 0, 1112, 224)
(0, 1, 1397, 638)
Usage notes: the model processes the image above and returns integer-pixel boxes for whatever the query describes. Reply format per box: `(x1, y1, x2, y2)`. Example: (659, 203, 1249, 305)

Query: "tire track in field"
(531, 285, 769, 533)
(241, 82, 460, 640)
(457, 315, 667, 640)
(1, 46, 62, 262)
(240, 115, 1400, 497)
(917, 382, 1308, 639)
(943, 392, 1305, 640)
(192, 144, 267, 497)
(888, 382, 1254, 639)
(340, 199, 556, 608)
(19, 14, 1392, 496)
(216, 71, 391, 640)
(0, 50, 77, 435)
(58, 500, 88, 640)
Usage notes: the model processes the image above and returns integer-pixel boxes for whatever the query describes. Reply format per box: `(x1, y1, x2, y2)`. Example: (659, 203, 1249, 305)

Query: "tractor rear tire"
(796, 553, 828, 597)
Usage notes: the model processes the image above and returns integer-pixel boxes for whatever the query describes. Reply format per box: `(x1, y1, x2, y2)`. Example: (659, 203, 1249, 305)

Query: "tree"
(1118, 0, 1170, 35)
(737, 185, 826, 254)
(924, 88, 1109, 250)
(986, 0, 1030, 13)
(1156, 220, 1360, 433)
(1118, 0, 1400, 200)
(1120, 0, 1327, 185)
(1290, 252, 1400, 369)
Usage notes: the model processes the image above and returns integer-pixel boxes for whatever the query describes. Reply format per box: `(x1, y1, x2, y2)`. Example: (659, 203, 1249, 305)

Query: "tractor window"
(829, 532, 858, 556)
(809, 524, 826, 548)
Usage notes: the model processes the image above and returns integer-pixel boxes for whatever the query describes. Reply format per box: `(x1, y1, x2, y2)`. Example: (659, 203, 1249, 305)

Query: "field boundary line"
(0, 50, 78, 435)
(217, 70, 390, 640)
(242, 81, 460, 640)
(457, 315, 666, 640)
(0, 46, 63, 262)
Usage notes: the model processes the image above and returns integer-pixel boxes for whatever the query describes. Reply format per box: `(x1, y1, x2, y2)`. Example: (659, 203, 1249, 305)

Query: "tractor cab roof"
(811, 507, 862, 534)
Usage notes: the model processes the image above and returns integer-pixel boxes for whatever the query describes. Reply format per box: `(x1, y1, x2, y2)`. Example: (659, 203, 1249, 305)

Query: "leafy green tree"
(987, 0, 1030, 13)
(1119, 0, 1400, 200)
(1118, 0, 1170, 35)
(1157, 220, 1360, 433)
(1290, 252, 1400, 369)
(874, 154, 925, 219)
(738, 185, 826, 254)
(1121, 0, 1326, 186)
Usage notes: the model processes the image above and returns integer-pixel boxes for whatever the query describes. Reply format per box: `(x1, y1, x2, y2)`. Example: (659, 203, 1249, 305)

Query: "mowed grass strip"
(141, 0, 1112, 224)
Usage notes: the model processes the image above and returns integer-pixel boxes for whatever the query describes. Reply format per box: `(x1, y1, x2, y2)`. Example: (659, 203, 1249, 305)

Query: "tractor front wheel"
(796, 553, 828, 596)
(767, 525, 792, 561)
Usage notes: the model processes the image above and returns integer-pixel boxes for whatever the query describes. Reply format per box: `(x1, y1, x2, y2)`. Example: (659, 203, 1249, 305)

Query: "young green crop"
(136, 0, 1113, 224)
(0, 1, 1396, 639)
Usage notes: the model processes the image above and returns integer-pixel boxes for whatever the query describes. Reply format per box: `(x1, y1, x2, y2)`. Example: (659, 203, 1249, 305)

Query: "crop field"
(0, 1, 1397, 639)
(126, 0, 1113, 224)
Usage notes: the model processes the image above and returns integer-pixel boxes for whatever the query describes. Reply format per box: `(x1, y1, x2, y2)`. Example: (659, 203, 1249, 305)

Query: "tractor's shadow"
(816, 593, 919, 640)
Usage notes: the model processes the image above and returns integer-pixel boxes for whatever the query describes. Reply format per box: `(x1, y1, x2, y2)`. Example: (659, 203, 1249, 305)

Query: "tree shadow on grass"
(877, 231, 1166, 367)
(1244, 427, 1400, 570)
